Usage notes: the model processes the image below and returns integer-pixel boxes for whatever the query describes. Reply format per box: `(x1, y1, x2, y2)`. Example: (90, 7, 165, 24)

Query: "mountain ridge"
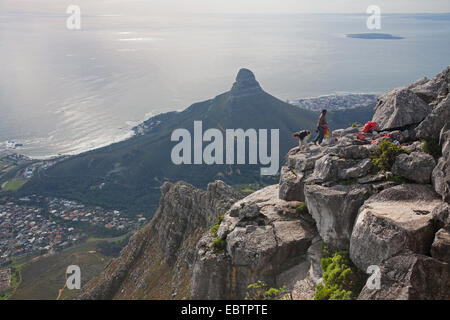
(21, 69, 373, 217)
(78, 66, 450, 300)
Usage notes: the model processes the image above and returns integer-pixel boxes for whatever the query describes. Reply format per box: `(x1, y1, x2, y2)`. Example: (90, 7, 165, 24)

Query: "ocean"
(1, 2, 449, 158)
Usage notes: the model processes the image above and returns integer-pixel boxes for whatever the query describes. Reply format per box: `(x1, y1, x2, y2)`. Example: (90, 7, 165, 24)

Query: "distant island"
(346, 33, 404, 40)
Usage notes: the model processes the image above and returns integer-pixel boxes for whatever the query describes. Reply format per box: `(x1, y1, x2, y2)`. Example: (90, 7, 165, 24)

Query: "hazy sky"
(2, 0, 450, 15)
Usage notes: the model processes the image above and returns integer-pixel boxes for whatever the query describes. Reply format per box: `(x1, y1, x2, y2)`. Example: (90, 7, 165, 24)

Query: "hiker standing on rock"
(312, 109, 327, 146)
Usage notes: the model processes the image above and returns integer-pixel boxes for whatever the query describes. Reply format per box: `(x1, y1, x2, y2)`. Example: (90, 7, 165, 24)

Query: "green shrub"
(314, 244, 364, 300)
(245, 280, 288, 300)
(210, 215, 224, 238)
(211, 238, 226, 253)
(352, 122, 358, 128)
(296, 203, 308, 215)
(371, 139, 409, 171)
(422, 139, 442, 160)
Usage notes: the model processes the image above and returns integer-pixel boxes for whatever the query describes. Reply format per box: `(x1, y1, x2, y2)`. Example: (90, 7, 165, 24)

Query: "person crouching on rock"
(312, 109, 327, 146)
(293, 130, 311, 151)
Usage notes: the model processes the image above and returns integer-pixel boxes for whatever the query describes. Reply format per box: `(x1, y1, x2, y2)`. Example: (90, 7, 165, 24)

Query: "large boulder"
(432, 202, 450, 227)
(279, 147, 323, 201)
(415, 95, 450, 140)
(358, 253, 450, 300)
(304, 184, 375, 249)
(326, 144, 371, 160)
(410, 66, 450, 105)
(338, 158, 374, 180)
(373, 88, 432, 131)
(309, 155, 347, 183)
(432, 124, 450, 203)
(350, 184, 442, 271)
(191, 185, 318, 300)
(392, 151, 436, 184)
(431, 227, 450, 263)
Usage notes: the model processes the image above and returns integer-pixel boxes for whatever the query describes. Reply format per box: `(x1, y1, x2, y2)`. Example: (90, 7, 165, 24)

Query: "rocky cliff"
(79, 181, 241, 299)
(80, 66, 450, 300)
(191, 66, 450, 300)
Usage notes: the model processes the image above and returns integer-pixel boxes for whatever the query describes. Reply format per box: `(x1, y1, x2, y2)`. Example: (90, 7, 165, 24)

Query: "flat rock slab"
(350, 184, 442, 271)
(358, 253, 450, 300)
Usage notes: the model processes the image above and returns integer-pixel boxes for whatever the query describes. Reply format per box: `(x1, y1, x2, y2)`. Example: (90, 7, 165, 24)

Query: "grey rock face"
(350, 184, 441, 271)
(310, 155, 341, 182)
(415, 95, 450, 140)
(279, 147, 323, 201)
(326, 145, 371, 160)
(432, 202, 450, 227)
(155, 180, 242, 264)
(392, 152, 436, 184)
(432, 125, 450, 203)
(358, 253, 450, 300)
(230, 68, 263, 99)
(191, 185, 317, 300)
(79, 180, 241, 300)
(279, 166, 308, 202)
(410, 66, 450, 105)
(304, 184, 375, 249)
(373, 88, 432, 131)
(338, 158, 373, 180)
(431, 227, 450, 263)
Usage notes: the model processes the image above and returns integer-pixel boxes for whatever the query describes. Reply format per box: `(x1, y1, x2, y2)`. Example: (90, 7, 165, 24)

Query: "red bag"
(357, 133, 366, 141)
(363, 121, 377, 133)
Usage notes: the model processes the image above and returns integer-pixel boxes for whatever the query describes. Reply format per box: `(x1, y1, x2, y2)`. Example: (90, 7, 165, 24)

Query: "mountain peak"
(230, 68, 263, 99)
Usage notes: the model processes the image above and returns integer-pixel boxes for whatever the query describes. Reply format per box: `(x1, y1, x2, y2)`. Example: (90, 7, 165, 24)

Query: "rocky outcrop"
(358, 253, 450, 300)
(433, 202, 450, 227)
(279, 147, 323, 201)
(191, 185, 317, 299)
(373, 88, 431, 131)
(349, 184, 441, 271)
(79, 181, 241, 300)
(392, 152, 436, 184)
(374, 66, 450, 132)
(80, 66, 450, 301)
(415, 95, 450, 139)
(304, 184, 375, 249)
(432, 124, 450, 203)
(431, 227, 450, 263)
(230, 68, 264, 100)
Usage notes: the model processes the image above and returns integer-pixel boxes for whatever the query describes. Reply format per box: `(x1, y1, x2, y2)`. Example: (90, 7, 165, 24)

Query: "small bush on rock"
(296, 203, 308, 215)
(210, 215, 224, 238)
(314, 244, 365, 300)
(211, 238, 226, 253)
(371, 140, 409, 171)
(245, 280, 288, 300)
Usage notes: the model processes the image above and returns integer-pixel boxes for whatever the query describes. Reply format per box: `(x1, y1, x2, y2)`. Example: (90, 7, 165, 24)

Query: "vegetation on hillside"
(296, 203, 308, 215)
(245, 280, 288, 300)
(371, 140, 410, 171)
(314, 244, 365, 300)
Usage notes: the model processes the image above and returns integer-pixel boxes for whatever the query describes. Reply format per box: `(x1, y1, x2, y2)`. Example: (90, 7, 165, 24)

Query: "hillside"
(21, 69, 373, 217)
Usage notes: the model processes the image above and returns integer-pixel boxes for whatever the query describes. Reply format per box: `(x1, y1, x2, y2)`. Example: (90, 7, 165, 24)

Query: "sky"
(2, 0, 450, 15)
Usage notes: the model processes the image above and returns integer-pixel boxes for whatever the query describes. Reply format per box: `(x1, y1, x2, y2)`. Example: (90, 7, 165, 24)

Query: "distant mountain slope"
(22, 69, 373, 217)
